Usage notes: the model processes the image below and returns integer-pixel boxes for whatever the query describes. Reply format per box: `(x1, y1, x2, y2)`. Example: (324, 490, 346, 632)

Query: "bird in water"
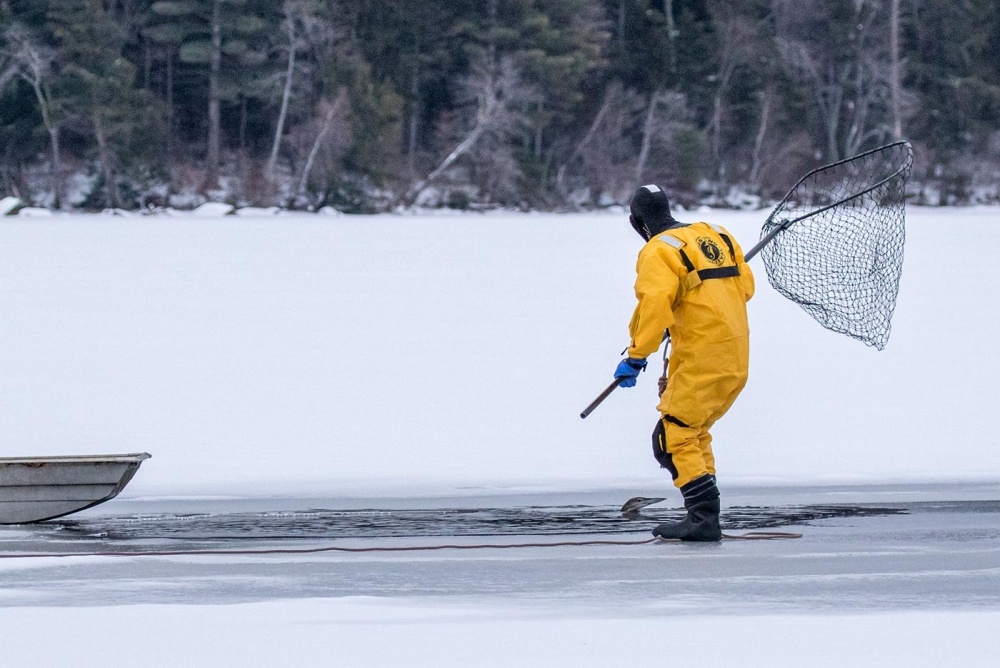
(620, 496, 666, 517)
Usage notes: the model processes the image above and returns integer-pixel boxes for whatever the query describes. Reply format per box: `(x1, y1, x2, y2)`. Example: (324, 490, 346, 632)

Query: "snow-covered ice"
(3, 600, 999, 667)
(1, 207, 996, 495)
(1, 207, 998, 666)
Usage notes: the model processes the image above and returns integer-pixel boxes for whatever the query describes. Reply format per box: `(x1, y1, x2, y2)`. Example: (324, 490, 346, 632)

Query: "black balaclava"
(629, 184, 678, 241)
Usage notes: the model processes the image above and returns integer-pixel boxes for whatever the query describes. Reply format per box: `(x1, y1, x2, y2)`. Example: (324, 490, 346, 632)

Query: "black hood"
(629, 185, 678, 241)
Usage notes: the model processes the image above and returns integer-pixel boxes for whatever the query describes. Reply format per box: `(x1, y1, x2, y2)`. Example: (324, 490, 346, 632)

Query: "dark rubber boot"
(651, 474, 722, 542)
(651, 498, 722, 541)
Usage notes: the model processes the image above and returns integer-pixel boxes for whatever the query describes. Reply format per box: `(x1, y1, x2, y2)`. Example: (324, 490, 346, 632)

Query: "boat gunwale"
(0, 453, 151, 466)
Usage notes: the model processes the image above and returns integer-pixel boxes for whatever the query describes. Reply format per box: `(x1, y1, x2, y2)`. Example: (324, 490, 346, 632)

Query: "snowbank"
(16, 207, 53, 217)
(0, 196, 21, 216)
(191, 202, 235, 216)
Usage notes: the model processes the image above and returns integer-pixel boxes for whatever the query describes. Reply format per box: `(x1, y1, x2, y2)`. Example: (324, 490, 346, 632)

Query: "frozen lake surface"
(2, 483, 998, 612)
(2, 209, 999, 664)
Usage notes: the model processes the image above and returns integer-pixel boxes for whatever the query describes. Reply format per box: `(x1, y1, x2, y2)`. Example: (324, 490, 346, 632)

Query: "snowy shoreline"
(4, 199, 1000, 219)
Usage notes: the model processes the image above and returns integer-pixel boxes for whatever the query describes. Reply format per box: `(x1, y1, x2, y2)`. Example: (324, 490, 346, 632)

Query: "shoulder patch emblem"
(697, 237, 725, 265)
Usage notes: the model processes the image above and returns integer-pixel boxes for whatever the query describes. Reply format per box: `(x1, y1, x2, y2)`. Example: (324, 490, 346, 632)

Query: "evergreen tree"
(48, 0, 161, 208)
(909, 0, 1000, 154)
(514, 0, 608, 203)
(305, 0, 404, 209)
(147, 0, 271, 188)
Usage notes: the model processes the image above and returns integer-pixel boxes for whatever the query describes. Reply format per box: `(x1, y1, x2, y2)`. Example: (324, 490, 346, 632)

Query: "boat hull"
(0, 453, 151, 524)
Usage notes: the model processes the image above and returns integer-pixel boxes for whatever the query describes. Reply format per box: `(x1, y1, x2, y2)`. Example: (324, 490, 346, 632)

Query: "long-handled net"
(748, 141, 913, 350)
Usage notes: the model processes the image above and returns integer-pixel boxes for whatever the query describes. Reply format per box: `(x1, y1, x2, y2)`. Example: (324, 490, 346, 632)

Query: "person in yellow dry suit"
(613, 185, 754, 541)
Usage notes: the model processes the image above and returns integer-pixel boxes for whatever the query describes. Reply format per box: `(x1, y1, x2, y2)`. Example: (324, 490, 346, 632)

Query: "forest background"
(1, 0, 998, 212)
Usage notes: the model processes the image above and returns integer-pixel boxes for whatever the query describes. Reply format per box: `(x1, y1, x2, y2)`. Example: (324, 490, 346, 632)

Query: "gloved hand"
(614, 357, 647, 388)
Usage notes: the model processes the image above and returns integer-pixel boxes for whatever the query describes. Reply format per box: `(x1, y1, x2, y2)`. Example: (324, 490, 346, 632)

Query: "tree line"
(1, 0, 998, 212)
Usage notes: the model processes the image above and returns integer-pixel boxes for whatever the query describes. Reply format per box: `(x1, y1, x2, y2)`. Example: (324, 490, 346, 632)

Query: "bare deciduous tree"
(751, 115, 814, 198)
(705, 1, 767, 180)
(266, 1, 301, 180)
(774, 0, 893, 160)
(635, 91, 660, 184)
(206, 0, 222, 187)
(557, 82, 696, 205)
(5, 24, 63, 207)
(890, 0, 904, 139)
(749, 83, 775, 190)
(0, 54, 17, 93)
(555, 86, 616, 199)
(636, 90, 691, 185)
(294, 90, 351, 199)
(267, 0, 328, 180)
(578, 83, 647, 203)
(404, 55, 535, 205)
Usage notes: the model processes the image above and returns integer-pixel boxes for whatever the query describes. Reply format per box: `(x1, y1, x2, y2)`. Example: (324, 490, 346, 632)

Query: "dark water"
(25, 502, 912, 544)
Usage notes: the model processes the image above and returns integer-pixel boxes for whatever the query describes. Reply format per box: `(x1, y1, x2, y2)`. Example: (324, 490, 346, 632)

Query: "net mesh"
(758, 141, 913, 350)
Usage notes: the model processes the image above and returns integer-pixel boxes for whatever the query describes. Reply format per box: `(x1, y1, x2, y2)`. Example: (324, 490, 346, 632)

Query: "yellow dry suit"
(626, 222, 754, 488)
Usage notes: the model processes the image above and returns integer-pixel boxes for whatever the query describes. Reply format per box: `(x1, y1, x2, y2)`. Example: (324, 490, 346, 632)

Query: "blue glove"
(614, 357, 647, 388)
